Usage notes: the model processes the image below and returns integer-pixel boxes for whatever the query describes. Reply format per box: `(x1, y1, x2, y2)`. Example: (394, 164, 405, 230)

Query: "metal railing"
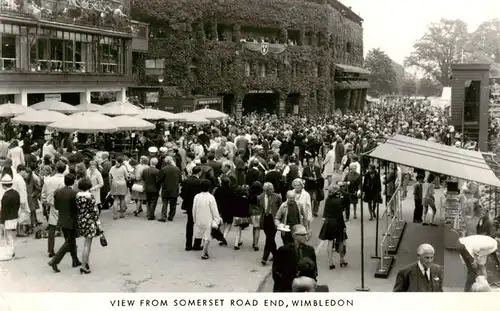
(377, 185, 404, 274)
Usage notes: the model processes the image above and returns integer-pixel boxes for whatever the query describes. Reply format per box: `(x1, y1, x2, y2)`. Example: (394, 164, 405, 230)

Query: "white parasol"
(30, 100, 79, 114)
(47, 111, 117, 133)
(137, 108, 186, 121)
(176, 112, 210, 125)
(0, 103, 34, 118)
(12, 110, 68, 126)
(191, 108, 228, 120)
(75, 102, 103, 112)
(112, 115, 155, 131)
(100, 100, 141, 116)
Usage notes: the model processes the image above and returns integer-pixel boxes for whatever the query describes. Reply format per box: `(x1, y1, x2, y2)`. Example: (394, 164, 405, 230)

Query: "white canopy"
(191, 108, 228, 120)
(47, 111, 117, 133)
(112, 115, 155, 131)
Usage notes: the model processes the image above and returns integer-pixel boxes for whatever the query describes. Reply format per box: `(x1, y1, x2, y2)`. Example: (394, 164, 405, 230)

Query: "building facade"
(131, 0, 370, 116)
(0, 0, 148, 106)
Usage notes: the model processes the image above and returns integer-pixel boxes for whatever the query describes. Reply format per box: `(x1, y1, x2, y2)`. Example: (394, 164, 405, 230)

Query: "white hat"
(148, 147, 158, 153)
(159, 146, 168, 153)
(0, 174, 13, 184)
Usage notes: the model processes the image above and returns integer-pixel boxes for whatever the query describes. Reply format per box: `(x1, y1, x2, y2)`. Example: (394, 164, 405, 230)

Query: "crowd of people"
(0, 99, 498, 291)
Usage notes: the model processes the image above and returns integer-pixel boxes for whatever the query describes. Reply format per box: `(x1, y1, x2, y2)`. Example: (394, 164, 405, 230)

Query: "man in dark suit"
(206, 153, 222, 181)
(221, 162, 238, 189)
(196, 156, 216, 187)
(393, 243, 443, 292)
(272, 225, 317, 292)
(246, 160, 263, 186)
(48, 173, 80, 272)
(180, 166, 202, 251)
(259, 182, 282, 266)
(302, 157, 322, 217)
(474, 204, 500, 269)
(158, 156, 182, 222)
(265, 162, 284, 198)
(142, 157, 161, 221)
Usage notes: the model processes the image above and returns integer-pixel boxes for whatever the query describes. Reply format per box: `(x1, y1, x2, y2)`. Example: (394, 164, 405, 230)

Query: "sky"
(339, 0, 500, 64)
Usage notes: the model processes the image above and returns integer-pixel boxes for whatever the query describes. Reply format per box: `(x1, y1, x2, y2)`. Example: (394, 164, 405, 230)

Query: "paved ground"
(259, 186, 447, 292)
(0, 200, 271, 292)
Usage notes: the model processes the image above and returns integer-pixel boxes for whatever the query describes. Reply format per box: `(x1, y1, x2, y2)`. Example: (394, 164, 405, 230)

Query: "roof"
(334, 81, 371, 90)
(367, 134, 500, 187)
(335, 64, 371, 75)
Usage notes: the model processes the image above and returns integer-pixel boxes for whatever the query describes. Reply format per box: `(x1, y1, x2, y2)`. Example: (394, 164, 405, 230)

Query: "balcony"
(131, 20, 148, 52)
(0, 0, 133, 34)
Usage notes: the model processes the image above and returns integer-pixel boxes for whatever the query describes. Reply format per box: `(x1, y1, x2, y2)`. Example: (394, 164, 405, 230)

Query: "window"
(346, 42, 352, 53)
(244, 62, 250, 77)
(145, 58, 165, 76)
(0, 24, 20, 71)
(0, 34, 16, 71)
(313, 63, 319, 78)
(259, 63, 266, 77)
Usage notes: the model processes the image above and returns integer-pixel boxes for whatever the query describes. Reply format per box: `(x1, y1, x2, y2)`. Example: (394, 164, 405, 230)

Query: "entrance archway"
(335, 90, 348, 112)
(219, 93, 235, 115)
(242, 92, 279, 115)
(286, 93, 300, 115)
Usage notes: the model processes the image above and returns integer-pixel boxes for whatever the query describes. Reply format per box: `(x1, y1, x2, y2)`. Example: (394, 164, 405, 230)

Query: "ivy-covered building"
(131, 0, 370, 116)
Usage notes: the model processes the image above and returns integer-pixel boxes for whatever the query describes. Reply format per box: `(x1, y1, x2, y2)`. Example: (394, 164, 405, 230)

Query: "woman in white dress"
(292, 178, 312, 233)
(321, 144, 335, 189)
(7, 140, 24, 172)
(193, 179, 222, 260)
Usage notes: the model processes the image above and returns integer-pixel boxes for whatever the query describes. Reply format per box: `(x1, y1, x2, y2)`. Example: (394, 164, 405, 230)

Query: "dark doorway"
(286, 93, 300, 115)
(220, 93, 234, 115)
(242, 92, 279, 115)
(61, 93, 80, 105)
(334, 90, 347, 112)
(0, 94, 14, 105)
(27, 93, 44, 106)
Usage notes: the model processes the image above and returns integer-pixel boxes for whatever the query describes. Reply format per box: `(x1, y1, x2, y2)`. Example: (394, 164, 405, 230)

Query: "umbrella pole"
(356, 155, 370, 292)
(372, 160, 381, 259)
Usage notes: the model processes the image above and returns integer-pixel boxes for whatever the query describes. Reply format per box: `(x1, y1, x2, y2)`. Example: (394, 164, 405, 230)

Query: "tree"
(405, 19, 469, 86)
(392, 61, 405, 94)
(401, 75, 417, 96)
(466, 19, 500, 63)
(364, 48, 397, 96)
(417, 77, 442, 97)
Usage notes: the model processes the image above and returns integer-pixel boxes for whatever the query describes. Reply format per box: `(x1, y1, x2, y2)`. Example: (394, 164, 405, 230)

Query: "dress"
(76, 193, 99, 238)
(130, 164, 147, 201)
(109, 165, 128, 197)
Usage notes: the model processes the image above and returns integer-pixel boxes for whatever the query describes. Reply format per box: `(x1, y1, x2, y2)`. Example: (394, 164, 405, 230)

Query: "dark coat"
(246, 167, 263, 187)
(257, 192, 282, 228)
(362, 171, 382, 201)
(142, 166, 161, 193)
(272, 243, 317, 292)
(214, 185, 236, 223)
(0, 188, 20, 224)
(54, 186, 78, 229)
(196, 164, 216, 186)
(207, 160, 222, 179)
(302, 165, 322, 192)
(265, 170, 284, 195)
(393, 262, 443, 292)
(477, 213, 495, 237)
(158, 164, 182, 198)
(180, 176, 202, 212)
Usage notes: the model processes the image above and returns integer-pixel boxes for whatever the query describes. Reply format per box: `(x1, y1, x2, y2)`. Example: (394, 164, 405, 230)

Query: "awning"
(334, 81, 371, 90)
(336, 64, 371, 75)
(367, 134, 500, 187)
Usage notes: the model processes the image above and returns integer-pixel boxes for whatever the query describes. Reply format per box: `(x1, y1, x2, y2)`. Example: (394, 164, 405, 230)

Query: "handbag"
(100, 233, 108, 247)
(131, 183, 144, 193)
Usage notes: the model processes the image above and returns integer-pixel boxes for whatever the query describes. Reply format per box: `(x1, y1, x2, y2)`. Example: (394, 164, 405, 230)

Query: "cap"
(0, 174, 13, 184)
(148, 147, 158, 153)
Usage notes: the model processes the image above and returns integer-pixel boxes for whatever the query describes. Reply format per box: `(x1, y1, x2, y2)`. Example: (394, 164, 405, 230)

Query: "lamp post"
(356, 154, 370, 292)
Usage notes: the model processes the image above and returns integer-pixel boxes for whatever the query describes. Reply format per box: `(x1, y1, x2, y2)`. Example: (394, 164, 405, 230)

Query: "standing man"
(41, 161, 66, 258)
(158, 156, 182, 222)
(181, 166, 202, 251)
(258, 182, 282, 266)
(48, 174, 81, 272)
(393, 243, 443, 292)
(302, 157, 322, 217)
(142, 158, 161, 221)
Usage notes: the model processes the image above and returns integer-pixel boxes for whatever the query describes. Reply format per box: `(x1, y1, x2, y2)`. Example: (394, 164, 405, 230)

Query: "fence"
(376, 185, 405, 275)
